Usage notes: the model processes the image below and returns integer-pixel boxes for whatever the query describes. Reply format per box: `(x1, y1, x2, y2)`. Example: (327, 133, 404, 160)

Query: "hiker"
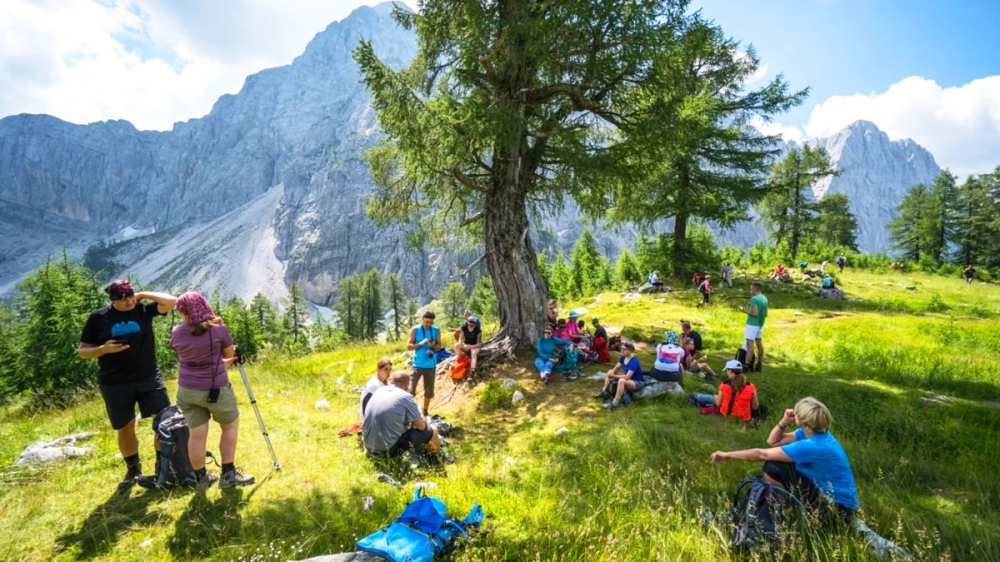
(648, 330, 685, 383)
(450, 310, 480, 342)
(535, 327, 571, 383)
(553, 318, 571, 340)
(78, 280, 176, 491)
(679, 321, 703, 357)
(767, 264, 785, 281)
(709, 397, 859, 525)
(822, 275, 836, 290)
(692, 271, 702, 287)
(362, 372, 440, 458)
(546, 300, 558, 330)
(361, 357, 393, 420)
(648, 270, 663, 289)
(564, 311, 584, 342)
(170, 291, 254, 490)
(453, 315, 482, 378)
(721, 264, 734, 288)
(690, 361, 762, 430)
(820, 260, 829, 273)
(738, 282, 767, 373)
(964, 265, 976, 286)
(683, 338, 718, 380)
(407, 311, 442, 416)
(697, 274, 712, 307)
(597, 342, 643, 409)
(591, 318, 611, 364)
(836, 254, 846, 273)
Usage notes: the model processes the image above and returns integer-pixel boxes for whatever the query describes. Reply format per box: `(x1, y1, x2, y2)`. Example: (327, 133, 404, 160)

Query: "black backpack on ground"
(137, 405, 199, 489)
(728, 476, 805, 554)
(609, 335, 622, 352)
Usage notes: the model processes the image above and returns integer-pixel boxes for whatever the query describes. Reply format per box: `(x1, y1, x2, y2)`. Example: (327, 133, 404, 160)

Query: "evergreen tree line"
(889, 168, 1000, 277)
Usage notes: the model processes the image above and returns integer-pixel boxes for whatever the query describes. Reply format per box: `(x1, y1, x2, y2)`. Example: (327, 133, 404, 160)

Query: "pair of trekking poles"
(234, 349, 281, 471)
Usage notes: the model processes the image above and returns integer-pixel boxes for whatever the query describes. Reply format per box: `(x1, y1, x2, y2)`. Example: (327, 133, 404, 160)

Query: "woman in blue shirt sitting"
(709, 397, 859, 525)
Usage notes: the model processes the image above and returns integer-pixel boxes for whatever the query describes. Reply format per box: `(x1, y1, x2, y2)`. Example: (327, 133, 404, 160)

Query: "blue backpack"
(356, 487, 484, 562)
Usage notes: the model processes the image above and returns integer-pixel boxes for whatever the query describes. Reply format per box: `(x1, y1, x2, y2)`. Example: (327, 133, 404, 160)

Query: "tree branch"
(450, 253, 488, 279)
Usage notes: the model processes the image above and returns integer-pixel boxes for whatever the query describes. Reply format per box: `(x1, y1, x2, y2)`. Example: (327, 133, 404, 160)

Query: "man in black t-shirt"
(453, 316, 483, 377)
(78, 280, 177, 491)
(679, 321, 703, 359)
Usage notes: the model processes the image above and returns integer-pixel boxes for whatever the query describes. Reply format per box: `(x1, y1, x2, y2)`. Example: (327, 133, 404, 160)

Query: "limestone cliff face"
(800, 121, 942, 252)
(0, 3, 942, 302)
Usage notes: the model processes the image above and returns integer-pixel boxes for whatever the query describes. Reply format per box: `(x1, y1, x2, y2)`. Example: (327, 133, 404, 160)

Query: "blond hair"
(794, 397, 833, 433)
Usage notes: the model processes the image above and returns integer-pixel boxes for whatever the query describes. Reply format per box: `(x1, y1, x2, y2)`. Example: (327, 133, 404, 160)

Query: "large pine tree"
(815, 193, 859, 251)
(355, 0, 752, 351)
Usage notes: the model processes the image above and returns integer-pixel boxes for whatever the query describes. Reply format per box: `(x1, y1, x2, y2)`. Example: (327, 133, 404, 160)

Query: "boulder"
(511, 390, 525, 404)
(501, 378, 516, 389)
(634, 381, 685, 400)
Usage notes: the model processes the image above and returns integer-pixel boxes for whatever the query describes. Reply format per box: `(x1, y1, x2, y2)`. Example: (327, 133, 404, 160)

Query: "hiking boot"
(195, 471, 219, 492)
(117, 463, 142, 492)
(541, 373, 551, 384)
(593, 390, 610, 400)
(754, 362, 763, 373)
(219, 468, 255, 489)
(603, 399, 620, 410)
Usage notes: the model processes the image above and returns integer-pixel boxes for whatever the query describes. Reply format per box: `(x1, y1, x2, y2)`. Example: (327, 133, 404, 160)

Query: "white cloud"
(0, 0, 414, 131)
(803, 76, 1000, 178)
(750, 116, 804, 142)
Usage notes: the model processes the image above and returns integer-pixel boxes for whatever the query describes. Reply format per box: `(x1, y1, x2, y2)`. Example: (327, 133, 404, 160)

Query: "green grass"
(2, 269, 999, 561)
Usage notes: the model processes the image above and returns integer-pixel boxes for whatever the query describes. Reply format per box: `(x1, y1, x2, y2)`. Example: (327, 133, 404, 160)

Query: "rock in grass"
(502, 378, 516, 389)
(633, 381, 685, 400)
(906, 286, 917, 290)
(554, 427, 569, 436)
(511, 390, 525, 404)
(315, 399, 331, 410)
(13, 432, 98, 467)
(794, 311, 803, 316)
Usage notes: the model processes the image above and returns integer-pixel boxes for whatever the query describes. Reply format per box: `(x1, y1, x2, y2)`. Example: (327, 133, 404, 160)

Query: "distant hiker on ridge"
(78, 280, 176, 492)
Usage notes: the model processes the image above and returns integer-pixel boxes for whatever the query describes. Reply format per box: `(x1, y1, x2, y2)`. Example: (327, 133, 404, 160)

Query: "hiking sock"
(222, 463, 235, 476)
(124, 453, 140, 468)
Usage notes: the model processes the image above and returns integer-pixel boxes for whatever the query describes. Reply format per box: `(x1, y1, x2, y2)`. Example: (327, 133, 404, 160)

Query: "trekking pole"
(235, 349, 281, 471)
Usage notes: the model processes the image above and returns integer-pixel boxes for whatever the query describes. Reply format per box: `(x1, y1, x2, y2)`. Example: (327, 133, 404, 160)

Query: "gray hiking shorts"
(410, 367, 436, 399)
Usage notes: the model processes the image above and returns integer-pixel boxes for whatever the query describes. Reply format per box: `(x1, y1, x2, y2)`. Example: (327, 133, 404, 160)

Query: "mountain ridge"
(0, 4, 941, 303)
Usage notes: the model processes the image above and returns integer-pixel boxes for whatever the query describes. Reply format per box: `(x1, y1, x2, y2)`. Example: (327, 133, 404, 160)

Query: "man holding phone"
(78, 280, 177, 491)
(738, 282, 768, 373)
(407, 311, 442, 416)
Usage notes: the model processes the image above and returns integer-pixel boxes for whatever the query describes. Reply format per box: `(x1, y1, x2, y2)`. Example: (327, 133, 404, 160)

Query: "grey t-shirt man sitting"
(362, 372, 440, 457)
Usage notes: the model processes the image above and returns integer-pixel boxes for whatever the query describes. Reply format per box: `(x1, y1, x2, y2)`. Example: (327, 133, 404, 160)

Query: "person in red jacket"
(590, 318, 611, 364)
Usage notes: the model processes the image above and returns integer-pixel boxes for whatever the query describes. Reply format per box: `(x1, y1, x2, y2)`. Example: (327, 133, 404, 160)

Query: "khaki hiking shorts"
(176, 384, 240, 428)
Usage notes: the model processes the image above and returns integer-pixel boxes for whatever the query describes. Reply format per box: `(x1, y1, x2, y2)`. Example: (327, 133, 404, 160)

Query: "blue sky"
(696, 0, 1000, 129)
(1, 0, 997, 177)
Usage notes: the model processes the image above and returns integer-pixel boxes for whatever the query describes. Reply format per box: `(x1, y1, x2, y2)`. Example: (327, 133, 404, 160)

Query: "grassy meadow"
(1, 268, 999, 561)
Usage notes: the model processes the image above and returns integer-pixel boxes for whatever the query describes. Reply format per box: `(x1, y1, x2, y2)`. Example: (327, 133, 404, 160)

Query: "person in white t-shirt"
(649, 330, 686, 383)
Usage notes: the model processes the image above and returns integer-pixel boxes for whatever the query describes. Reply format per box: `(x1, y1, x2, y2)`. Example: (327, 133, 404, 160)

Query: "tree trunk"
(483, 171, 548, 356)
(673, 212, 688, 276)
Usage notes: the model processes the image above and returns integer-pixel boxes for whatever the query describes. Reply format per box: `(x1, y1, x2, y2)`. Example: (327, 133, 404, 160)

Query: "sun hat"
(105, 279, 135, 301)
(663, 330, 679, 345)
(725, 360, 744, 371)
(568, 311, 579, 318)
(175, 292, 216, 325)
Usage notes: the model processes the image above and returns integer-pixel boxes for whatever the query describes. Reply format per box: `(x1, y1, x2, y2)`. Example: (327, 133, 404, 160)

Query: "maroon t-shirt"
(170, 323, 233, 390)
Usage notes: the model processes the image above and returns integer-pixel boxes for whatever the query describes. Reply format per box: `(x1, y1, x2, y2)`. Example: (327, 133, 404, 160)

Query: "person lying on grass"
(682, 337, 718, 380)
(363, 372, 440, 458)
(597, 342, 643, 409)
(648, 330, 685, 384)
(709, 397, 859, 525)
(535, 327, 571, 383)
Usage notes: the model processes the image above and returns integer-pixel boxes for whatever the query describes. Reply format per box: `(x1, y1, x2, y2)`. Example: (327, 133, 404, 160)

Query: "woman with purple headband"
(171, 292, 254, 491)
